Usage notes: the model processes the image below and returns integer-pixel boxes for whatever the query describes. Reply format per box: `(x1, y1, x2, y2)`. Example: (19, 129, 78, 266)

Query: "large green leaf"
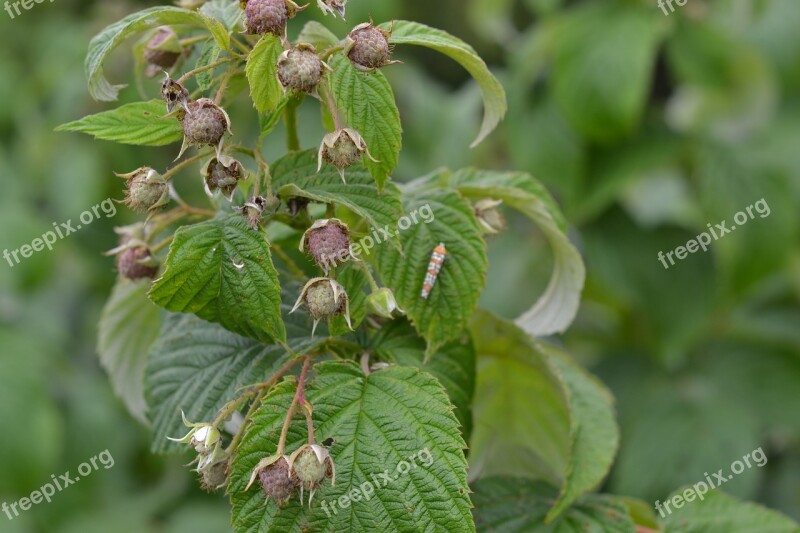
(472, 478, 636, 532)
(662, 488, 799, 532)
(200, 0, 243, 30)
(56, 100, 183, 146)
(272, 150, 403, 241)
(370, 319, 476, 440)
(146, 302, 323, 453)
(98, 279, 163, 425)
(246, 35, 284, 113)
(297, 21, 339, 50)
(149, 215, 285, 344)
(375, 188, 488, 356)
(551, 5, 667, 141)
(329, 55, 401, 189)
(229, 360, 474, 532)
(381, 20, 507, 148)
(469, 311, 619, 522)
(195, 39, 223, 91)
(448, 168, 584, 337)
(86, 6, 230, 101)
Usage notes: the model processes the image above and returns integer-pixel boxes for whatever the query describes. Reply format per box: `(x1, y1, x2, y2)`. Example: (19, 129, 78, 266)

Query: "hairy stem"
(176, 57, 232, 85)
(277, 356, 313, 455)
(284, 97, 301, 151)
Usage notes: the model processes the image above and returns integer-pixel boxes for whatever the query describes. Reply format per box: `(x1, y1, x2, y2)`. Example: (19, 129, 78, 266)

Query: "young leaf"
(370, 319, 476, 439)
(448, 168, 585, 337)
(297, 20, 340, 50)
(472, 477, 636, 532)
(329, 55, 402, 189)
(228, 360, 475, 533)
(55, 100, 183, 146)
(271, 150, 403, 242)
(375, 188, 488, 356)
(381, 20, 507, 148)
(200, 0, 244, 30)
(195, 39, 223, 91)
(149, 215, 285, 344)
(662, 488, 800, 532)
(97, 279, 163, 425)
(469, 310, 619, 522)
(86, 6, 230, 101)
(146, 303, 324, 453)
(246, 35, 284, 113)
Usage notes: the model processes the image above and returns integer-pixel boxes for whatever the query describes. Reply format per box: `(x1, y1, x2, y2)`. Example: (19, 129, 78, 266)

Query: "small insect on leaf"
(420, 242, 446, 299)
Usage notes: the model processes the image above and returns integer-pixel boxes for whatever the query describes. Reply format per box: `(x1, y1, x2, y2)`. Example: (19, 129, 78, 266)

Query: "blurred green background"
(1, 0, 799, 531)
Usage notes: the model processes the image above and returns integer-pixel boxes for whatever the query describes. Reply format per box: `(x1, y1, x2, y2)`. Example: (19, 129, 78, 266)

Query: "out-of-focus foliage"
(1, 0, 799, 530)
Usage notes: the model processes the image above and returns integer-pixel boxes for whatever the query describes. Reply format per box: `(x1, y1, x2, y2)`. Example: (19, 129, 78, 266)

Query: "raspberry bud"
(291, 277, 352, 335)
(345, 22, 396, 72)
(300, 218, 351, 273)
(474, 199, 506, 235)
(117, 246, 159, 280)
(161, 74, 189, 113)
(116, 167, 170, 214)
(277, 44, 329, 93)
(287, 444, 336, 505)
(366, 287, 404, 319)
(203, 155, 246, 200)
(317, 128, 378, 182)
(242, 0, 303, 35)
(316, 0, 346, 18)
(179, 98, 232, 157)
(199, 458, 229, 492)
(246, 455, 298, 506)
(144, 27, 182, 71)
(237, 196, 266, 230)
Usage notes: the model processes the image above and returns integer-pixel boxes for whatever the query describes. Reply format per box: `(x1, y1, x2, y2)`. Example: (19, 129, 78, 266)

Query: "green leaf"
(271, 150, 403, 240)
(551, 5, 667, 141)
(149, 215, 285, 344)
(259, 96, 290, 137)
(247, 35, 284, 113)
(146, 301, 323, 453)
(328, 262, 368, 336)
(228, 360, 474, 532)
(448, 168, 585, 337)
(375, 188, 488, 356)
(55, 100, 183, 146)
(86, 6, 230, 101)
(329, 55, 402, 189)
(381, 20, 507, 148)
(195, 39, 223, 91)
(370, 319, 476, 440)
(200, 0, 244, 30)
(98, 279, 163, 425)
(469, 311, 619, 522)
(662, 488, 800, 532)
(297, 21, 339, 50)
(472, 477, 636, 532)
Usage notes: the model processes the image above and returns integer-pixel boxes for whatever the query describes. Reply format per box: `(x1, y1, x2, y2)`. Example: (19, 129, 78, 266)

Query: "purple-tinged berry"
(345, 22, 396, 71)
(117, 246, 159, 280)
(300, 218, 351, 273)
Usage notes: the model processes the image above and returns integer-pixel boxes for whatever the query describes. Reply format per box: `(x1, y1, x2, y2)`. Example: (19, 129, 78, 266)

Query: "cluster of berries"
(247, 443, 335, 506)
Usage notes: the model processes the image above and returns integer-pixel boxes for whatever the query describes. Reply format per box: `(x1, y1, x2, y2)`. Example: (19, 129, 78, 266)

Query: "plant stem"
(272, 244, 308, 281)
(319, 79, 343, 130)
(284, 97, 301, 151)
(276, 356, 313, 455)
(176, 57, 232, 85)
(357, 261, 380, 291)
(150, 234, 174, 254)
(179, 35, 210, 47)
(162, 151, 210, 180)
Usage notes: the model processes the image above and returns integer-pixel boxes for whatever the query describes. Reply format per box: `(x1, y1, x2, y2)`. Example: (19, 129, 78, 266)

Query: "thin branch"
(276, 356, 313, 455)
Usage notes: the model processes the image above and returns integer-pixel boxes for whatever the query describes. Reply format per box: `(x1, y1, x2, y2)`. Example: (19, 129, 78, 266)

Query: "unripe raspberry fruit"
(117, 246, 158, 280)
(238, 196, 267, 230)
(346, 22, 394, 71)
(116, 167, 170, 214)
(256, 457, 297, 505)
(243, 0, 289, 35)
(300, 219, 351, 272)
(287, 444, 336, 504)
(203, 155, 245, 200)
(200, 459, 228, 492)
(277, 44, 327, 93)
(317, 128, 377, 182)
(182, 98, 231, 148)
(144, 27, 181, 69)
(291, 278, 352, 335)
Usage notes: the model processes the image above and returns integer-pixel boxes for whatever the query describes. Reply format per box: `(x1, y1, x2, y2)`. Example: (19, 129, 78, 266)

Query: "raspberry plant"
(58, 1, 798, 532)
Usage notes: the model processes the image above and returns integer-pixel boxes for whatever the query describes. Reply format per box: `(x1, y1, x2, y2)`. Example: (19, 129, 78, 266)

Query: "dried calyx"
(236, 195, 280, 230)
(161, 74, 189, 114)
(203, 155, 246, 200)
(116, 167, 170, 214)
(316, 0, 346, 18)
